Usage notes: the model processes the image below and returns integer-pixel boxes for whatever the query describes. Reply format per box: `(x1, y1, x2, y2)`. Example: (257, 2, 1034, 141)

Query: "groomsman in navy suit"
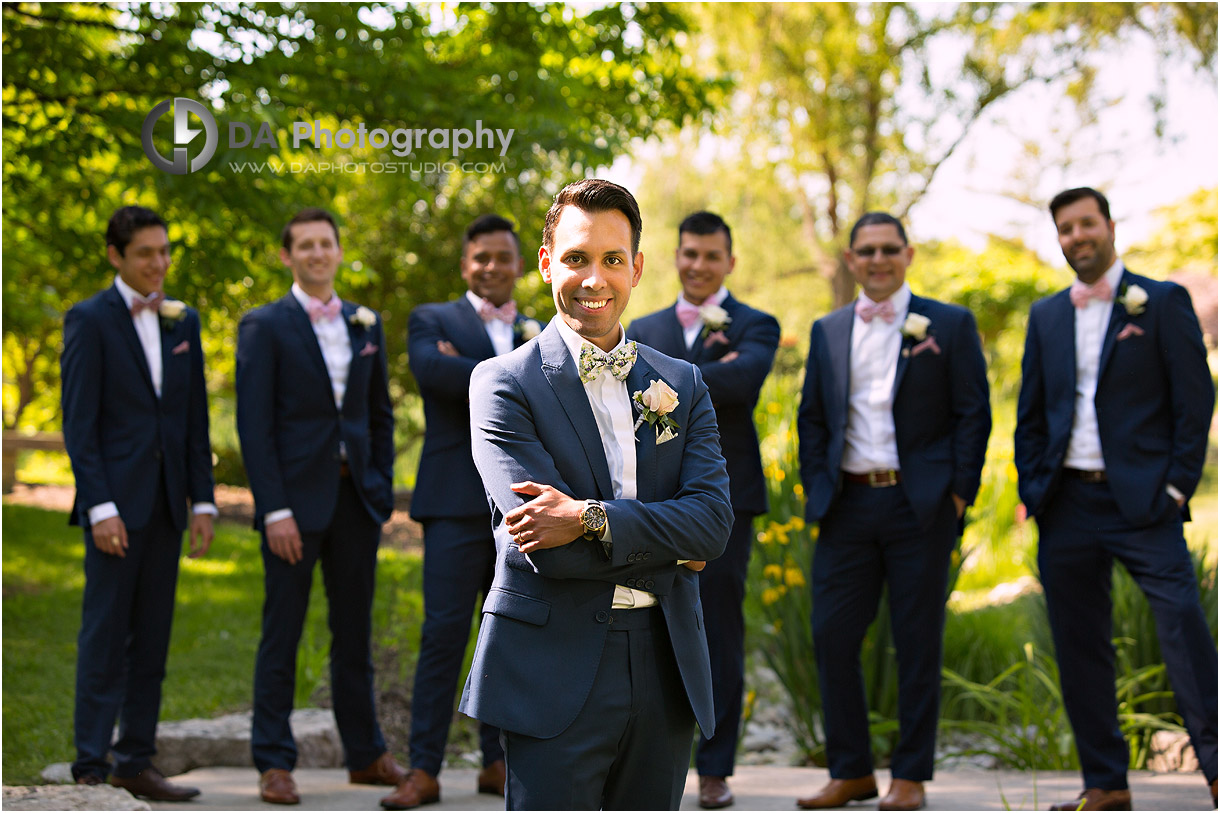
(626, 211, 779, 809)
(796, 212, 990, 811)
(381, 214, 534, 810)
(1016, 187, 1217, 812)
(237, 208, 403, 805)
(460, 179, 733, 809)
(61, 206, 215, 801)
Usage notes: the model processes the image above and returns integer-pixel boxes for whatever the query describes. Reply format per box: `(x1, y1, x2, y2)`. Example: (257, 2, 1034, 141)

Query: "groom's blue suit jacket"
(459, 322, 734, 740)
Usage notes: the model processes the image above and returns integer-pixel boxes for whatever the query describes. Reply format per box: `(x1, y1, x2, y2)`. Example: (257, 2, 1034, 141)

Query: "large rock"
(3, 785, 149, 811)
(152, 708, 343, 776)
(1147, 730, 1199, 773)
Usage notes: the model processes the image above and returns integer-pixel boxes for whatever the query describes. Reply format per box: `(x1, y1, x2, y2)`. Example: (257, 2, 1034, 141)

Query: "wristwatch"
(579, 500, 608, 539)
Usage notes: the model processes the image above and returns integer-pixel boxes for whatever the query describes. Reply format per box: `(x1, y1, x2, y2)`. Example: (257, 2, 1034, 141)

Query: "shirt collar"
(553, 314, 627, 363)
(465, 290, 487, 313)
(1100, 257, 1125, 292)
(114, 274, 158, 310)
(679, 286, 729, 310)
(291, 282, 339, 310)
(857, 282, 912, 320)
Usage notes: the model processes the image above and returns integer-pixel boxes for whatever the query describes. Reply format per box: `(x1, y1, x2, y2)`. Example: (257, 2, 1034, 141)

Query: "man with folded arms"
(1016, 187, 1216, 811)
(627, 211, 780, 809)
(460, 179, 733, 809)
(237, 208, 402, 805)
(796, 212, 990, 811)
(62, 205, 216, 801)
(381, 214, 531, 810)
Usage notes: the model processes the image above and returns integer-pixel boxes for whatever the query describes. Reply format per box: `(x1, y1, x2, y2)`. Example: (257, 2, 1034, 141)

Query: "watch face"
(582, 504, 607, 531)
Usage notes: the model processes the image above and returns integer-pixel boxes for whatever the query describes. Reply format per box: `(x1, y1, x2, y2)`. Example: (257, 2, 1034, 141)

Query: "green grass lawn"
(2, 503, 423, 785)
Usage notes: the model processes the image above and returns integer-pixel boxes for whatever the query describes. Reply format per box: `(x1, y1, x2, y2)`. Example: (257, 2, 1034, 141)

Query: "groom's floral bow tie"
(578, 341, 637, 384)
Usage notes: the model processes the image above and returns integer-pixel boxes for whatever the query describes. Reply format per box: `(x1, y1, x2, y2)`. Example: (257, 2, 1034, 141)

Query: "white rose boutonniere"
(1117, 283, 1148, 316)
(901, 312, 931, 341)
(632, 379, 681, 444)
(350, 306, 378, 328)
(699, 304, 731, 333)
(516, 318, 542, 341)
(158, 299, 187, 327)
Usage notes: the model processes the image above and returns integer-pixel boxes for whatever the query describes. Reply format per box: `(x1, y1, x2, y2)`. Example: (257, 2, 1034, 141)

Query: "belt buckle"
(867, 469, 896, 488)
(1081, 469, 1105, 483)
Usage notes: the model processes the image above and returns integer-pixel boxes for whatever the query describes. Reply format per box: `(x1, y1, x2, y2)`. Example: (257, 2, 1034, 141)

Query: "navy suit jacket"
(62, 285, 215, 531)
(797, 294, 991, 530)
(458, 322, 734, 740)
(1014, 269, 1214, 526)
(236, 294, 395, 532)
(407, 297, 528, 521)
(626, 293, 780, 515)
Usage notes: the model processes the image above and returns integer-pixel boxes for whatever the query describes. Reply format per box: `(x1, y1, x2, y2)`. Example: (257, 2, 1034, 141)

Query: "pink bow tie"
(130, 291, 166, 317)
(479, 299, 517, 324)
(1069, 278, 1113, 309)
(676, 300, 701, 330)
(306, 297, 342, 323)
(855, 298, 896, 324)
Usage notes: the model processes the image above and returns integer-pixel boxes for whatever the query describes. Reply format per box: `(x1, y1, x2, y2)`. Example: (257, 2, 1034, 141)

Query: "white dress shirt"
(1064, 259, 1125, 471)
(467, 290, 516, 357)
(841, 283, 911, 474)
(264, 285, 353, 527)
(90, 277, 216, 525)
(680, 286, 729, 350)
(554, 317, 656, 609)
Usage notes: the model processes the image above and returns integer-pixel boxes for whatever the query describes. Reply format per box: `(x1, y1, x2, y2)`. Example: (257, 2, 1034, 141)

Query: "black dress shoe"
(75, 774, 104, 786)
(109, 767, 201, 801)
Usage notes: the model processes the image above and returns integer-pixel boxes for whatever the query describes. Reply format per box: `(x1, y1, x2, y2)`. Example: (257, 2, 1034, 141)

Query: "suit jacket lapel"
(106, 286, 156, 396)
(1097, 270, 1131, 379)
(891, 295, 926, 401)
(159, 311, 187, 397)
(625, 354, 659, 504)
(538, 325, 615, 500)
(285, 294, 336, 409)
(457, 297, 497, 359)
(823, 305, 854, 422)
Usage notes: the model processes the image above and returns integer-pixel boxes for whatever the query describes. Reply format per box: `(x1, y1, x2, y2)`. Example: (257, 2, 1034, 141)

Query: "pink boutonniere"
(359, 341, 379, 357)
(1116, 323, 1145, 342)
(171, 340, 190, 355)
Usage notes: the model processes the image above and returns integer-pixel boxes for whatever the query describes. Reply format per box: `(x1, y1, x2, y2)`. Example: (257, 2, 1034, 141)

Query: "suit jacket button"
(595, 611, 609, 623)
(627, 553, 637, 563)
(625, 578, 636, 588)
(644, 552, 652, 560)
(644, 579, 655, 590)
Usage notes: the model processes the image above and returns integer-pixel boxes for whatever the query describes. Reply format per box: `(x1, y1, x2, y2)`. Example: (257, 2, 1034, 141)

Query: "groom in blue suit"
(1016, 187, 1216, 812)
(381, 215, 535, 810)
(460, 179, 733, 810)
(62, 206, 215, 801)
(626, 211, 780, 809)
(237, 208, 402, 805)
(796, 212, 990, 811)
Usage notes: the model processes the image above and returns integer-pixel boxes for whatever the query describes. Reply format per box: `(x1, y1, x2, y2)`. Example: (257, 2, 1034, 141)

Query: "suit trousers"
(811, 481, 956, 781)
(1038, 477, 1218, 790)
(409, 515, 501, 775)
(73, 476, 180, 780)
(503, 606, 695, 810)
(252, 474, 386, 773)
(696, 511, 756, 777)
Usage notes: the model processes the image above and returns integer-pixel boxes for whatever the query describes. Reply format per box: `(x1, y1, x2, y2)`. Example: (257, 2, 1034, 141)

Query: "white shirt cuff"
(192, 502, 218, 516)
(87, 502, 119, 526)
(1166, 484, 1185, 503)
(264, 508, 294, 525)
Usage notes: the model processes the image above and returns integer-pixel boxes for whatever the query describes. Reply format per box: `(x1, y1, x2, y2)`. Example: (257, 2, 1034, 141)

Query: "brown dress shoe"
(75, 774, 104, 786)
(109, 767, 201, 802)
(1049, 788, 1132, 811)
(796, 776, 878, 809)
(380, 768, 440, 810)
(699, 775, 734, 809)
(879, 779, 925, 811)
(259, 769, 301, 805)
(1210, 778, 1216, 808)
(350, 752, 408, 786)
(477, 760, 506, 796)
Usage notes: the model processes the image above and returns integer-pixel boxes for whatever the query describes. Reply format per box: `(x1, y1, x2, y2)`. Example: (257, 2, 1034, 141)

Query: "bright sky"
(604, 25, 1218, 268)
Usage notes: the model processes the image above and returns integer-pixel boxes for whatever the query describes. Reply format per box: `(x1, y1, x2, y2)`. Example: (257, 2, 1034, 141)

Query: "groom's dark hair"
(1049, 187, 1112, 223)
(464, 214, 520, 251)
(106, 206, 167, 256)
(282, 207, 340, 250)
(543, 179, 642, 254)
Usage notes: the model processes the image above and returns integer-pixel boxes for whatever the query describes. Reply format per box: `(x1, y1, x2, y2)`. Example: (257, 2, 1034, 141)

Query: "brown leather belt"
(844, 469, 901, 487)
(1063, 467, 1106, 483)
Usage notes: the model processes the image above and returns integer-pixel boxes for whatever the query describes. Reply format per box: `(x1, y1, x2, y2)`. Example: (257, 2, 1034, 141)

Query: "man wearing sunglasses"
(795, 212, 991, 811)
